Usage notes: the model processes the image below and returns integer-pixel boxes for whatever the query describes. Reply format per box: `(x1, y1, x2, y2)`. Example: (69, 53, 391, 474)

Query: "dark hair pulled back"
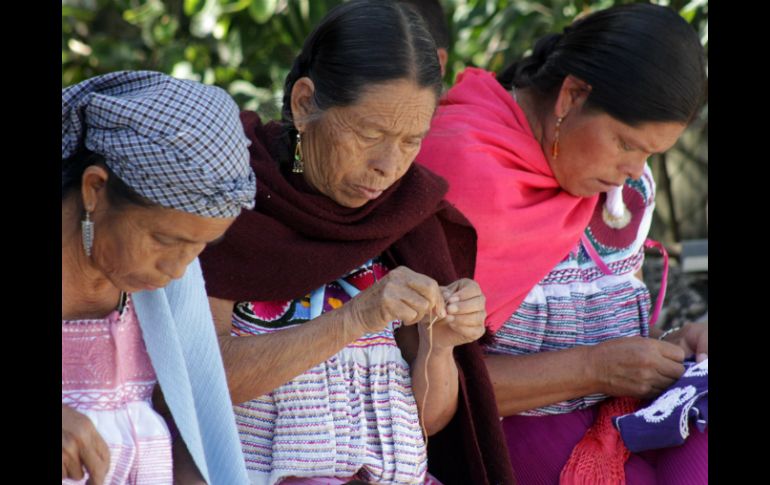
(277, 0, 442, 163)
(498, 3, 706, 125)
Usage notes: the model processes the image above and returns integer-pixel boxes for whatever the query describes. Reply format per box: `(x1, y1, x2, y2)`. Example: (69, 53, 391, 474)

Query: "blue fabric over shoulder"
(133, 258, 250, 485)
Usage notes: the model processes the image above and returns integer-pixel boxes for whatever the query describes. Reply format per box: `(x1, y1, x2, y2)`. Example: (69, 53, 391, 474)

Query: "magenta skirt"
(502, 406, 707, 485)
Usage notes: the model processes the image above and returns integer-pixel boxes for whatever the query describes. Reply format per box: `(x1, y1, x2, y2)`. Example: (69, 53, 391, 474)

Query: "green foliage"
(62, 0, 708, 242)
(62, 0, 706, 117)
(63, 0, 344, 118)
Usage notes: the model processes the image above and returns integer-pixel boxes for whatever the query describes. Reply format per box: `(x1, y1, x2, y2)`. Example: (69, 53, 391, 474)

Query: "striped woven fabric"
(485, 166, 657, 416)
(62, 296, 173, 484)
(231, 258, 428, 485)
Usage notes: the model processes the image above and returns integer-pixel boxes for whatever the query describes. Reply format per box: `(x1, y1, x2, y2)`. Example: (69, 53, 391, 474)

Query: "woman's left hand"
(663, 321, 708, 363)
(419, 278, 486, 350)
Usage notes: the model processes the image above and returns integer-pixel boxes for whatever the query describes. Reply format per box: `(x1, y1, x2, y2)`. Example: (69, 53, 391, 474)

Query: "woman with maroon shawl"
(199, 2, 514, 484)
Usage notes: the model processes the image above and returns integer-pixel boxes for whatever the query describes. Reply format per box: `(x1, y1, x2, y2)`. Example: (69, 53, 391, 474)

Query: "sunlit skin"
(517, 75, 687, 197)
(437, 47, 448, 76)
(62, 165, 234, 319)
(291, 77, 438, 208)
(84, 205, 232, 292)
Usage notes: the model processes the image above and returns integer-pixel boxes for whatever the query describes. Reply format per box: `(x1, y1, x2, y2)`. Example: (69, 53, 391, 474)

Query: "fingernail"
(449, 296, 460, 303)
(448, 304, 458, 313)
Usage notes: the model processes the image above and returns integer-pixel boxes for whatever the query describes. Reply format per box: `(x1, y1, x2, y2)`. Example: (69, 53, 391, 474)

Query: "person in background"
(399, 0, 451, 76)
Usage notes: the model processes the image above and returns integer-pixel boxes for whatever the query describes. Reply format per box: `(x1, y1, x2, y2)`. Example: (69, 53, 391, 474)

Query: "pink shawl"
(417, 68, 599, 332)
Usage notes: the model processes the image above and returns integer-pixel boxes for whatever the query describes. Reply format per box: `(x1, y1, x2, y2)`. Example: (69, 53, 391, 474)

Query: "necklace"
(116, 290, 128, 313)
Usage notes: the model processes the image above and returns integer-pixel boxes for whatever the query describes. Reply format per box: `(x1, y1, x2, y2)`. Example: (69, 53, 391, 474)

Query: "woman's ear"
(80, 165, 110, 213)
(290, 77, 317, 132)
(553, 75, 592, 118)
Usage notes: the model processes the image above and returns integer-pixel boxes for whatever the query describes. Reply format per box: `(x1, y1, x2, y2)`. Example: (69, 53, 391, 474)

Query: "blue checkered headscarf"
(62, 71, 256, 218)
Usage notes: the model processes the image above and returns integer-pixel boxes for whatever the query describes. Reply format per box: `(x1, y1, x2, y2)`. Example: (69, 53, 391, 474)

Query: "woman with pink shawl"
(417, 4, 708, 484)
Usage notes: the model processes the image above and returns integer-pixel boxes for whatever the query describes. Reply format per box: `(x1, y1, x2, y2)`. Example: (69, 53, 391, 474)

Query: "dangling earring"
(552, 116, 564, 159)
(293, 132, 304, 173)
(82, 211, 94, 257)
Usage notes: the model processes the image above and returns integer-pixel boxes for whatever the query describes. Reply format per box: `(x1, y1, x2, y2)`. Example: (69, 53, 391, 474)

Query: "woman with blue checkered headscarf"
(62, 71, 255, 485)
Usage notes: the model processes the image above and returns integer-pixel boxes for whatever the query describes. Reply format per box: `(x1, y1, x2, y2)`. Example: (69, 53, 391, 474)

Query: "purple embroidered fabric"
(613, 358, 708, 453)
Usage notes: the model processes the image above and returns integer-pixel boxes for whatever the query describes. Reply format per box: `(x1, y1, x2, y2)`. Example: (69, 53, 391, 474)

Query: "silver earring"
(82, 211, 94, 257)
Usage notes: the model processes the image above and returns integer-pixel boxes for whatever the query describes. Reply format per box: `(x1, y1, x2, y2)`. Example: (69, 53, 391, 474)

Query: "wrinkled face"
(549, 111, 686, 197)
(300, 79, 437, 208)
(89, 203, 234, 292)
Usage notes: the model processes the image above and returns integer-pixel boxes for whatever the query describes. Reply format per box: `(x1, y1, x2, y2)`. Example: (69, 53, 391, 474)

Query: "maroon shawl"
(200, 111, 515, 485)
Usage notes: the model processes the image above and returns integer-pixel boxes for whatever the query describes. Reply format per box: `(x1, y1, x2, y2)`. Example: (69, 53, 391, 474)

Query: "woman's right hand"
(587, 336, 687, 399)
(62, 404, 110, 484)
(344, 266, 447, 334)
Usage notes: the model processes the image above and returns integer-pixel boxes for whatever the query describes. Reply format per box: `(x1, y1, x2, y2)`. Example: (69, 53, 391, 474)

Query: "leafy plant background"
(63, 0, 708, 244)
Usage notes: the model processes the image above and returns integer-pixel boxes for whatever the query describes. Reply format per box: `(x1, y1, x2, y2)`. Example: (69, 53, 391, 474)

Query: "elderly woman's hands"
(343, 266, 448, 334)
(422, 278, 486, 350)
(662, 321, 708, 363)
(587, 336, 687, 400)
(62, 404, 110, 484)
